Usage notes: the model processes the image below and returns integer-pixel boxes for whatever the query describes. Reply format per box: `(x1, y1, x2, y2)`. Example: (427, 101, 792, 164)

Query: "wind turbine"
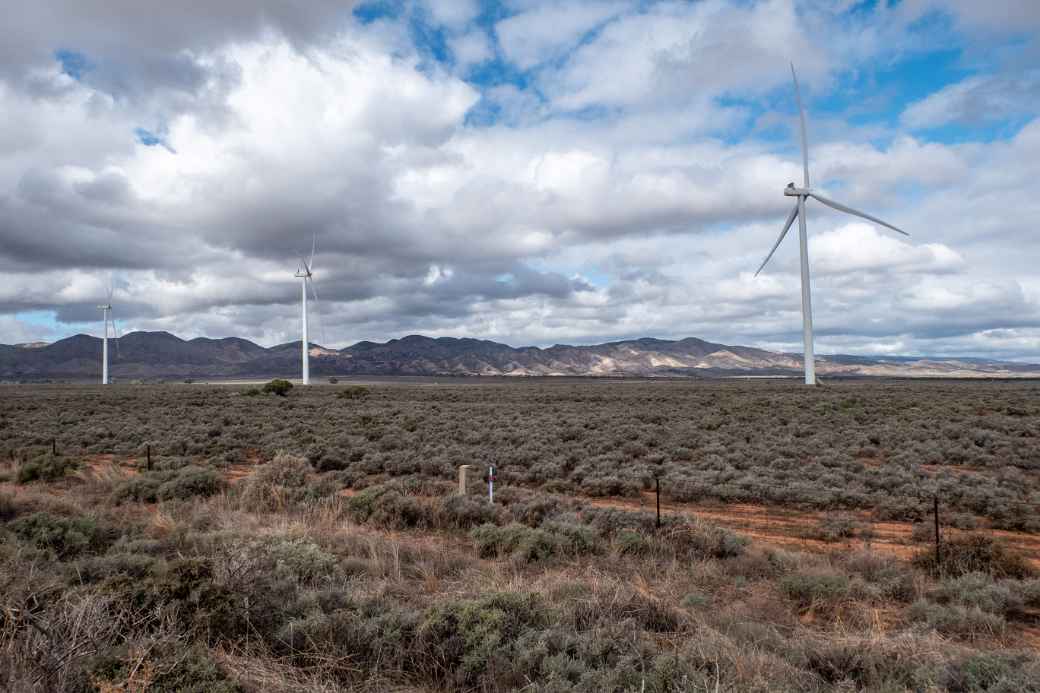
(294, 235, 325, 385)
(755, 64, 908, 386)
(97, 281, 118, 385)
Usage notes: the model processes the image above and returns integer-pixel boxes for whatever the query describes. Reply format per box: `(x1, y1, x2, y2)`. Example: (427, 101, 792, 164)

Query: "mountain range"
(1, 331, 1038, 381)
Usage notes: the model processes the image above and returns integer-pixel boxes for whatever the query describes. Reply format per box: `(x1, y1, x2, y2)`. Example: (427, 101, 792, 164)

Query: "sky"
(1, 0, 1039, 360)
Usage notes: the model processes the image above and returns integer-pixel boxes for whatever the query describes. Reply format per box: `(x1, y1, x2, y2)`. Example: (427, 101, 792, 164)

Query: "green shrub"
(440, 494, 505, 529)
(9, 511, 117, 558)
(780, 572, 851, 608)
(416, 592, 547, 684)
(157, 466, 224, 501)
(338, 385, 370, 400)
(74, 552, 158, 583)
(111, 475, 163, 503)
(615, 528, 651, 556)
(472, 523, 562, 562)
(147, 646, 242, 693)
(930, 572, 1025, 617)
(17, 456, 75, 483)
(348, 484, 431, 529)
(263, 379, 293, 397)
(941, 651, 1040, 692)
(907, 600, 1005, 640)
(471, 522, 601, 562)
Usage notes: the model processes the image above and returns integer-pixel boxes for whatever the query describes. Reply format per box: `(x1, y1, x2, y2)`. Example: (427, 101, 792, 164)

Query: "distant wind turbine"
(294, 235, 325, 385)
(97, 280, 119, 385)
(755, 64, 909, 386)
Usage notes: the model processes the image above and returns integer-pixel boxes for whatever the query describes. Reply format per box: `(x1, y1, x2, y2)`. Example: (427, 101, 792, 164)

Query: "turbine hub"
(784, 185, 810, 197)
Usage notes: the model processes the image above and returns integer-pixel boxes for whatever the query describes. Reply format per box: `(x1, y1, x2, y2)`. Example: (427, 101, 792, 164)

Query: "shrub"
(348, 484, 430, 529)
(780, 572, 851, 608)
(815, 512, 860, 541)
(440, 494, 505, 529)
(147, 640, 242, 690)
(9, 512, 117, 558)
(615, 529, 651, 556)
(941, 651, 1040, 692)
(661, 518, 746, 560)
(339, 385, 370, 400)
(907, 600, 1005, 640)
(116, 466, 225, 503)
(263, 379, 293, 397)
(416, 592, 547, 684)
(17, 456, 75, 483)
(157, 466, 224, 501)
(930, 572, 1025, 617)
(913, 535, 1035, 579)
(238, 452, 312, 510)
(472, 523, 563, 563)
(328, 377, 339, 384)
(111, 475, 163, 503)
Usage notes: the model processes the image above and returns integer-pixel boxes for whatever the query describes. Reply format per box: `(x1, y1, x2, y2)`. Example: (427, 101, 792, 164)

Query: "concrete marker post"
(458, 464, 472, 495)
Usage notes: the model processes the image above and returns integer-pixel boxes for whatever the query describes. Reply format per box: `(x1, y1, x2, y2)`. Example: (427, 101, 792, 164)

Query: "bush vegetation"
(2, 380, 1040, 690)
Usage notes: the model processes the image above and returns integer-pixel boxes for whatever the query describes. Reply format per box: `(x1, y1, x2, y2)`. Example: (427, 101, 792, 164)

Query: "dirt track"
(15, 455, 1040, 569)
(584, 491, 1040, 568)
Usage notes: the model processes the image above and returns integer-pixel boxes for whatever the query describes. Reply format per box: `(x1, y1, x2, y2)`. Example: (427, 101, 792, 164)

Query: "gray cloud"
(0, 1, 1037, 363)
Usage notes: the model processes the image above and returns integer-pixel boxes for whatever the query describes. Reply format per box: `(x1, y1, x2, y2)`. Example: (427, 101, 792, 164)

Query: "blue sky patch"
(54, 49, 92, 80)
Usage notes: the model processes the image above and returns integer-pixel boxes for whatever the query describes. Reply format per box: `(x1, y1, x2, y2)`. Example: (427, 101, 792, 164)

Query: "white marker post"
(487, 465, 495, 504)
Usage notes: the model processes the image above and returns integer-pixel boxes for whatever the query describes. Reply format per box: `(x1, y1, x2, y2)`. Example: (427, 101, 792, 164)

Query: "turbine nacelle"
(784, 185, 810, 197)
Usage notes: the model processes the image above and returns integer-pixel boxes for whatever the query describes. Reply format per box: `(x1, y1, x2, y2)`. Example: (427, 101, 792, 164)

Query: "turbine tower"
(755, 64, 909, 386)
(294, 235, 323, 385)
(97, 284, 114, 385)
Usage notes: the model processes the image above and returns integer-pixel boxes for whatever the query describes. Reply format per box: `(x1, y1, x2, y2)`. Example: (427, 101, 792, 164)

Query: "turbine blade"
(109, 308, 120, 360)
(791, 63, 809, 188)
(307, 277, 327, 347)
(809, 192, 909, 236)
(755, 203, 800, 276)
(309, 234, 316, 272)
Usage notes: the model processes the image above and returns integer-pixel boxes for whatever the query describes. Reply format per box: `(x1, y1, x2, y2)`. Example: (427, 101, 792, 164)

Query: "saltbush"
(17, 456, 75, 483)
(263, 379, 293, 397)
(913, 535, 1035, 579)
(9, 511, 118, 558)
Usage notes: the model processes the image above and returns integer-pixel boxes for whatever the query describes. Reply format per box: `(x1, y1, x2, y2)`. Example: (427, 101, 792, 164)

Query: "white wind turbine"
(294, 235, 325, 385)
(755, 64, 909, 386)
(97, 280, 119, 385)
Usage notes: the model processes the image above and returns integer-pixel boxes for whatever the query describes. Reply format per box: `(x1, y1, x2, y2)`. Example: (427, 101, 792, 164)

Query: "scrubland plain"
(2, 379, 1040, 691)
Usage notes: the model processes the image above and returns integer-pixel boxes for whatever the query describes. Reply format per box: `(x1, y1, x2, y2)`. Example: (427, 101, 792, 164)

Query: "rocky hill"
(1, 331, 1038, 381)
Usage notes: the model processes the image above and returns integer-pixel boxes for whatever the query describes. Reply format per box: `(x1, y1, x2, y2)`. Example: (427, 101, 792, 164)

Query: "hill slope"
(1, 331, 1037, 380)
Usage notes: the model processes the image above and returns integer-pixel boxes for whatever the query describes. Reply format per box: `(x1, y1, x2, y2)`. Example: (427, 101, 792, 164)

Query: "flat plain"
(2, 379, 1040, 691)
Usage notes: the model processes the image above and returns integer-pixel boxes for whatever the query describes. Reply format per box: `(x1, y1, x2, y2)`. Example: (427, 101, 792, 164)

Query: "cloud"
(902, 72, 1040, 129)
(495, 1, 624, 70)
(0, 0, 1037, 362)
(810, 224, 964, 275)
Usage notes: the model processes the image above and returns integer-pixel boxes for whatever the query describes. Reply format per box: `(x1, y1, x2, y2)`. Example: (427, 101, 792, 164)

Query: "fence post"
(655, 476, 662, 529)
(933, 494, 941, 569)
(52, 438, 57, 456)
(147, 444, 152, 471)
(457, 465, 471, 495)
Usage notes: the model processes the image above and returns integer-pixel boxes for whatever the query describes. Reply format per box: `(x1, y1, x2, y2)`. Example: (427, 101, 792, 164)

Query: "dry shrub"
(913, 535, 1036, 579)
